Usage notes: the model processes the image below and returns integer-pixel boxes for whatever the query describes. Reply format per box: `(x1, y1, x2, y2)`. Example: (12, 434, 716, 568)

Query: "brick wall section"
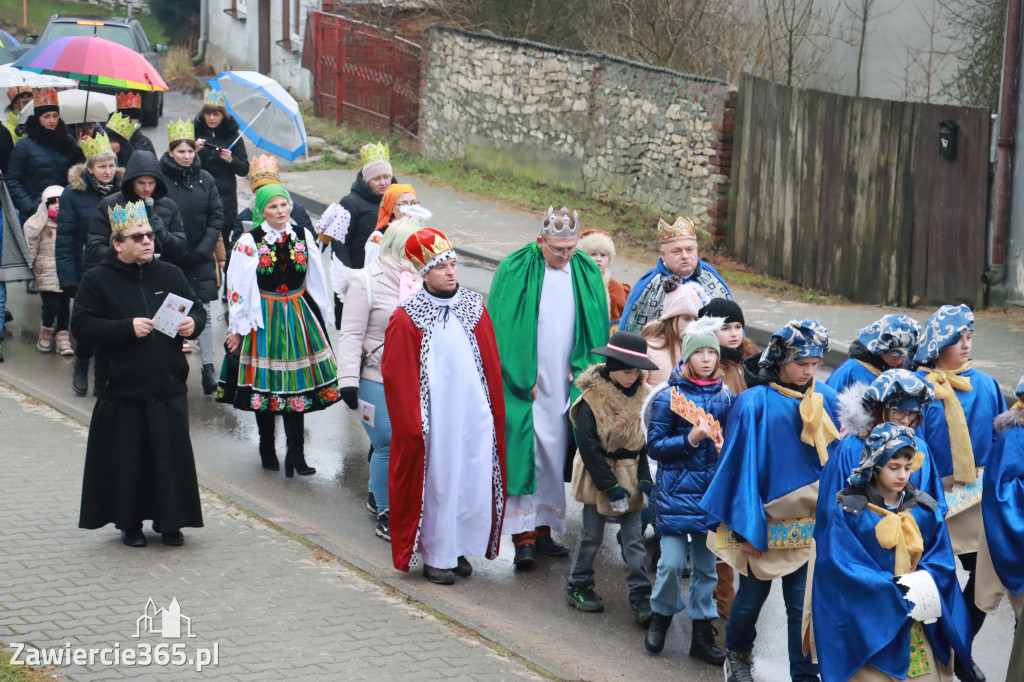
(419, 26, 735, 230)
(707, 88, 738, 244)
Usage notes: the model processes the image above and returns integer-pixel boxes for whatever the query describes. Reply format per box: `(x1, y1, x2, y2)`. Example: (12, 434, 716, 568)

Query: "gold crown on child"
(108, 200, 150, 233)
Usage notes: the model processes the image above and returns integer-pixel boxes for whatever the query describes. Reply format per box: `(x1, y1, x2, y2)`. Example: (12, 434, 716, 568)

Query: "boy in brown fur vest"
(566, 331, 658, 626)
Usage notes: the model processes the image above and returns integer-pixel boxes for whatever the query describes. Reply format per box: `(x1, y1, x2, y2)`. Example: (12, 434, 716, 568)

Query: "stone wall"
(419, 26, 736, 236)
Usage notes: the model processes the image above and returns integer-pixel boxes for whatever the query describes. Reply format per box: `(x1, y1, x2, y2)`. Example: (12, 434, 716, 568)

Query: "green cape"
(487, 242, 609, 496)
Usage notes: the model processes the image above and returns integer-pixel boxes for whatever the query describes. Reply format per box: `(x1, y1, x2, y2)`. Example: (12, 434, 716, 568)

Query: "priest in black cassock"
(71, 199, 206, 548)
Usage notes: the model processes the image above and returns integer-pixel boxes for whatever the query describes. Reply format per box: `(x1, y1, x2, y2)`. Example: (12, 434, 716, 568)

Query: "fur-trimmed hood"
(837, 381, 873, 437)
(995, 408, 1024, 435)
(67, 163, 125, 193)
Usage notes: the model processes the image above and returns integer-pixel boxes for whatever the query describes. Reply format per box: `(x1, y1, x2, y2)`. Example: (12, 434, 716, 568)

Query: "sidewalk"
(0, 382, 542, 681)
(281, 168, 1024, 398)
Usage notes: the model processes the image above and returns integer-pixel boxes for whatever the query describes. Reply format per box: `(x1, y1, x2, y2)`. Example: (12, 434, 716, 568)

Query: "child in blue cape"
(978, 375, 1024, 681)
(642, 316, 732, 664)
(826, 314, 921, 394)
(912, 305, 1004, 682)
(822, 369, 945, 521)
(701, 320, 840, 682)
(813, 423, 972, 682)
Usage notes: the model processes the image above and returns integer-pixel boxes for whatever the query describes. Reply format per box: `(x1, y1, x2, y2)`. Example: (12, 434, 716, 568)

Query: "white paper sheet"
(152, 293, 193, 338)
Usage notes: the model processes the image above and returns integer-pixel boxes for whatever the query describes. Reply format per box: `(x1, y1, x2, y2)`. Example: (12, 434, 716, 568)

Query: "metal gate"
(311, 12, 422, 138)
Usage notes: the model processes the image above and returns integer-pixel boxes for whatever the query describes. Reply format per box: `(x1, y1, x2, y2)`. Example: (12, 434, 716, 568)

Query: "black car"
(26, 15, 168, 126)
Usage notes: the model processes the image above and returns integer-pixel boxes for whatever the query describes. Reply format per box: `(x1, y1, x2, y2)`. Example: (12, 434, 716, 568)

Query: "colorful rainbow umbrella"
(11, 35, 167, 91)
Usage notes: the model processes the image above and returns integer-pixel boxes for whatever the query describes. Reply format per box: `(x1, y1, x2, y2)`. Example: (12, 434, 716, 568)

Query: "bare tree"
(890, 0, 952, 102)
(838, 0, 903, 96)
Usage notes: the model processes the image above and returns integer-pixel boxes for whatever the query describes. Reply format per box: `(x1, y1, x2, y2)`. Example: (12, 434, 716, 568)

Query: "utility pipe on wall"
(991, 0, 1023, 283)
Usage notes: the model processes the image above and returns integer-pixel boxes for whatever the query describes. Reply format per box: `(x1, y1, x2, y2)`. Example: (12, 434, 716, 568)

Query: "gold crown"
(107, 200, 150, 233)
(360, 141, 389, 167)
(105, 112, 137, 141)
(80, 132, 113, 160)
(658, 216, 697, 244)
(249, 154, 280, 189)
(203, 89, 226, 107)
(167, 118, 194, 143)
(116, 91, 141, 110)
(33, 87, 59, 108)
(404, 227, 454, 271)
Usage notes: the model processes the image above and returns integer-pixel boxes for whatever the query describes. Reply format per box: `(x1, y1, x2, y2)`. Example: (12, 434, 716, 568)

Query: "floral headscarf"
(857, 314, 921, 358)
(912, 305, 973, 366)
(758, 319, 831, 368)
(848, 423, 918, 488)
(861, 369, 935, 413)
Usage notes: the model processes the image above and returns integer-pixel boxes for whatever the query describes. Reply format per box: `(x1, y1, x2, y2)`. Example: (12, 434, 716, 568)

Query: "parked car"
(26, 15, 168, 126)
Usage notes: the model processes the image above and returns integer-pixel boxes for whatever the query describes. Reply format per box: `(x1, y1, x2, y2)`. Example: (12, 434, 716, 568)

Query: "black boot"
(255, 412, 279, 470)
(72, 356, 89, 396)
(689, 619, 726, 666)
(201, 363, 217, 395)
(283, 414, 314, 477)
(644, 612, 672, 653)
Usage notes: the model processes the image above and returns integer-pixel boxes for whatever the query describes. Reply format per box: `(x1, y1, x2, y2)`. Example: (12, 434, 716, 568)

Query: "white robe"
(503, 263, 576, 536)
(419, 289, 496, 569)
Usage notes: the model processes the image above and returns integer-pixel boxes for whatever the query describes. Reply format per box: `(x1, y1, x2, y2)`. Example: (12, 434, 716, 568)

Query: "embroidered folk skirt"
(217, 287, 340, 413)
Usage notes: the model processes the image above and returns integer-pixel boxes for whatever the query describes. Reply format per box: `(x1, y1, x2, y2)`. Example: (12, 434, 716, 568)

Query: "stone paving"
(0, 383, 545, 681)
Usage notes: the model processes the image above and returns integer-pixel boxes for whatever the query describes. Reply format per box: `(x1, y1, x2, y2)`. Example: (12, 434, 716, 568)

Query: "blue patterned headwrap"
(1016, 374, 1024, 402)
(857, 314, 921, 358)
(861, 369, 935, 413)
(758, 320, 831, 368)
(848, 423, 918, 488)
(912, 304, 973, 366)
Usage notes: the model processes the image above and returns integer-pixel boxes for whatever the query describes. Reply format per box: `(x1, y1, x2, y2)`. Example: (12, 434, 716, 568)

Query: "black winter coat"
(55, 164, 123, 289)
(332, 170, 394, 268)
(0, 124, 13, 174)
(159, 152, 223, 302)
(195, 115, 247, 236)
(86, 151, 187, 267)
(70, 254, 206, 401)
(130, 129, 155, 154)
(7, 116, 81, 217)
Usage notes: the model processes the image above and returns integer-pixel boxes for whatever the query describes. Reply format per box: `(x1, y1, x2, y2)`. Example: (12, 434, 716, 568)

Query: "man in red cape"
(382, 226, 506, 584)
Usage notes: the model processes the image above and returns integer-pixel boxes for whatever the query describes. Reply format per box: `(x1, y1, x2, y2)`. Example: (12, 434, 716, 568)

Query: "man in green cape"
(488, 206, 608, 570)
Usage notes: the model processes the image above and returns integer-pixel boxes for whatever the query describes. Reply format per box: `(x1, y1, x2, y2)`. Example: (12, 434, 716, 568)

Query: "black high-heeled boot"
(283, 413, 314, 477)
(254, 412, 279, 470)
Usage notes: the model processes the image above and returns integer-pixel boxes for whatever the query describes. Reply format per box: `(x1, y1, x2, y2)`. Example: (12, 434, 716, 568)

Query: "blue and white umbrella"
(210, 71, 307, 161)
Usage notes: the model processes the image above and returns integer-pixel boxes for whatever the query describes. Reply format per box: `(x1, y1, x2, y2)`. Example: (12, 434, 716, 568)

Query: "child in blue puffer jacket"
(642, 316, 732, 665)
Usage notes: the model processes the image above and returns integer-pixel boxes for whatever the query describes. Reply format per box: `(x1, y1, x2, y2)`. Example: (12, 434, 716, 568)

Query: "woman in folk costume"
(579, 229, 631, 333)
(641, 278, 709, 386)
(813, 423, 973, 682)
(643, 317, 732, 665)
(827, 314, 922, 393)
(911, 305, 1004, 682)
(381, 227, 506, 584)
(701, 320, 841, 682)
(217, 184, 340, 476)
(337, 215, 424, 542)
(822, 370, 945, 519)
(976, 375, 1024, 682)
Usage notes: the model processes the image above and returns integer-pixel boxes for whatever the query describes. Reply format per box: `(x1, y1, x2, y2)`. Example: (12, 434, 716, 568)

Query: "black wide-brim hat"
(592, 331, 659, 370)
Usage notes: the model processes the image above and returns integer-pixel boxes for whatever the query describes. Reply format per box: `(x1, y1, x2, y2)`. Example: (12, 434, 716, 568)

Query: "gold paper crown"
(658, 216, 697, 244)
(167, 118, 194, 143)
(107, 200, 150, 233)
(105, 112, 137, 141)
(360, 141, 390, 167)
(404, 227, 454, 271)
(32, 87, 58, 108)
(80, 132, 113, 160)
(116, 91, 141, 110)
(203, 89, 226, 107)
(249, 154, 280, 189)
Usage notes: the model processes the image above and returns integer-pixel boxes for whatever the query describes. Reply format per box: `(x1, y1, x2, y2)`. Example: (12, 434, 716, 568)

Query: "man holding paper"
(71, 199, 206, 549)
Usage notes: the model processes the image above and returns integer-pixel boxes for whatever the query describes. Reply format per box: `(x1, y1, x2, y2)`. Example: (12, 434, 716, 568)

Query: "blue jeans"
(359, 378, 391, 512)
(651, 534, 718, 620)
(725, 563, 818, 681)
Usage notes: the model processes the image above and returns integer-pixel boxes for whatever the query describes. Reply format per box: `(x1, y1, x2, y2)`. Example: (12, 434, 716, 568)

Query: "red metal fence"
(310, 12, 422, 138)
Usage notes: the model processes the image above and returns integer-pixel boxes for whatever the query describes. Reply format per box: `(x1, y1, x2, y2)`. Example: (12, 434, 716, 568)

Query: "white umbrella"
(0, 63, 77, 89)
(18, 89, 116, 125)
(210, 71, 308, 161)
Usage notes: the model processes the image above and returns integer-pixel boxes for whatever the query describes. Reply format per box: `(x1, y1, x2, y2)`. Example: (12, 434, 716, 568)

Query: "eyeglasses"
(126, 231, 155, 244)
(543, 240, 577, 257)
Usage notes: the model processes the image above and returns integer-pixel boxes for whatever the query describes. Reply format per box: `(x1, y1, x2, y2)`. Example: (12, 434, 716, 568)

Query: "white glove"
(896, 570, 942, 624)
(610, 497, 629, 513)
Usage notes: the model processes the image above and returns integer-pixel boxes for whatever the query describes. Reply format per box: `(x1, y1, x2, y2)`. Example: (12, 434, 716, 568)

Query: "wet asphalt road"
(0, 91, 1015, 680)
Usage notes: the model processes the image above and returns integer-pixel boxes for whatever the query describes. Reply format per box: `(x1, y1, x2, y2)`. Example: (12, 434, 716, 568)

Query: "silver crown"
(540, 206, 580, 238)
